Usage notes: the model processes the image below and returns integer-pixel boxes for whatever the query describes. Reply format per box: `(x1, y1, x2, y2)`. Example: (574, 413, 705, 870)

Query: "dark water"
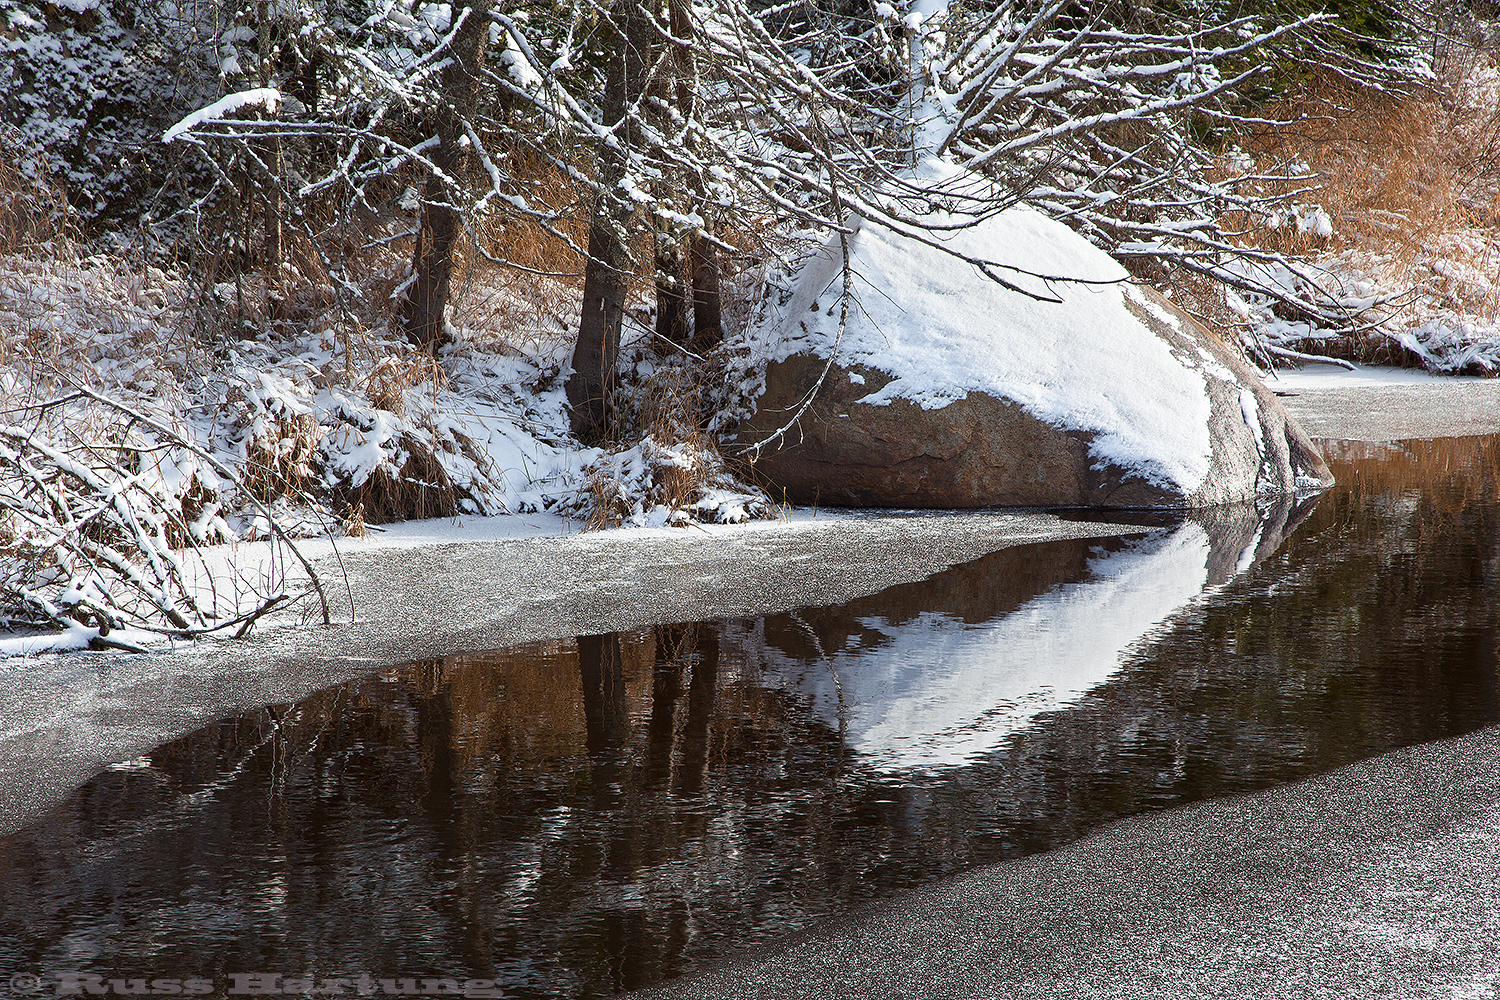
(4, 437, 1500, 998)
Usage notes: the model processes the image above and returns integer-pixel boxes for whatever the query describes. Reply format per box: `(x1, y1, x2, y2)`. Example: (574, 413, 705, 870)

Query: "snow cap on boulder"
(736, 203, 1332, 509)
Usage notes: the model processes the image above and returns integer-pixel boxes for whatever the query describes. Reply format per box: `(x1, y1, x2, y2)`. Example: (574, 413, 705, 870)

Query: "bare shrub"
(0, 389, 331, 643)
(1222, 59, 1500, 370)
(0, 132, 72, 256)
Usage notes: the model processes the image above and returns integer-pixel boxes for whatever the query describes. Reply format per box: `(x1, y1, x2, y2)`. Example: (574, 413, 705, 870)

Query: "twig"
(59, 381, 335, 626)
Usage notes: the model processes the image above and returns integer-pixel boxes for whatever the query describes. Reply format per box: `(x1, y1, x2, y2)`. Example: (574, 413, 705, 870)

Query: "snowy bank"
(0, 250, 773, 648)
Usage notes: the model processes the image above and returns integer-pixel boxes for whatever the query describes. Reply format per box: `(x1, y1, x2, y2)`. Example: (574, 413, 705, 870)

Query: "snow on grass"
(577, 432, 776, 529)
(0, 249, 600, 650)
(1229, 236, 1500, 376)
(1226, 59, 1500, 377)
(735, 201, 1216, 494)
(0, 244, 785, 653)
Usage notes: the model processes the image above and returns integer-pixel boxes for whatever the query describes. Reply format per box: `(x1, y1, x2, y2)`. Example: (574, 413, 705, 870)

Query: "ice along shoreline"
(4, 365, 1495, 837)
(0, 508, 1145, 837)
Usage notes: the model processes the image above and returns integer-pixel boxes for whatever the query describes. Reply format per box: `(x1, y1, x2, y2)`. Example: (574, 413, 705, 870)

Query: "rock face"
(735, 285, 1333, 509)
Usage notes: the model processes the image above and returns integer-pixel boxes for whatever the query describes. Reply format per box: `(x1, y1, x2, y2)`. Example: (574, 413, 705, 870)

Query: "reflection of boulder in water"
(1196, 492, 1318, 587)
(760, 496, 1314, 772)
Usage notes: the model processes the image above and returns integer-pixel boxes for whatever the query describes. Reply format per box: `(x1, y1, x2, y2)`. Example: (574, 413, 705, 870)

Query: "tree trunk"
(571, 208, 631, 440)
(666, 0, 723, 352)
(401, 0, 490, 353)
(403, 159, 461, 352)
(690, 232, 722, 350)
(654, 230, 690, 346)
(567, 0, 650, 441)
(257, 1, 287, 325)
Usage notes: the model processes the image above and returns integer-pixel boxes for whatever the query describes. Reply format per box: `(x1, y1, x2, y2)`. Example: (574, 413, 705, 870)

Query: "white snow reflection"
(765, 524, 1219, 772)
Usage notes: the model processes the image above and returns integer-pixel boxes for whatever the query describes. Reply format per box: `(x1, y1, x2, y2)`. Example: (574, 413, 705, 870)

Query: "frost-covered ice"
(1268, 362, 1492, 389)
(762, 525, 1215, 772)
(741, 202, 1216, 493)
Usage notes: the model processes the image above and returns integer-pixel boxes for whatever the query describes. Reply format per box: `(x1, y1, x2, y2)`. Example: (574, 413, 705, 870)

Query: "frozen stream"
(3, 434, 1500, 997)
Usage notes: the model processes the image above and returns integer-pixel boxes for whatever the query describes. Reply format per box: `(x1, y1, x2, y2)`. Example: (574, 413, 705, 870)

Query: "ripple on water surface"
(4, 437, 1500, 997)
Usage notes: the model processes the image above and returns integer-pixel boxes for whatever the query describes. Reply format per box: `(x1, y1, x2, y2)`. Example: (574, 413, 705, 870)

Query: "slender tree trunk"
(689, 233, 722, 350)
(401, 0, 490, 353)
(654, 229, 690, 345)
(666, 0, 723, 352)
(648, 0, 693, 350)
(257, 1, 286, 325)
(568, 0, 650, 441)
(403, 154, 461, 352)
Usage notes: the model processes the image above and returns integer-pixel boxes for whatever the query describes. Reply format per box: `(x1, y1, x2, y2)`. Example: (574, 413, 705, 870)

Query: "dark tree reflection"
(4, 439, 1500, 997)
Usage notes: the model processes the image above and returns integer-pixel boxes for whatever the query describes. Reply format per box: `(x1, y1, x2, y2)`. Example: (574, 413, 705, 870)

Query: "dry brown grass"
(635, 366, 720, 516)
(577, 364, 768, 530)
(344, 430, 463, 523)
(227, 385, 324, 503)
(364, 350, 447, 414)
(0, 136, 73, 255)
(1233, 74, 1493, 262)
(1198, 60, 1500, 365)
(447, 156, 590, 355)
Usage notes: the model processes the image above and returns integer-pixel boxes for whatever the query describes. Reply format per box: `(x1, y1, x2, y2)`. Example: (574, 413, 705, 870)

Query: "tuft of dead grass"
(574, 364, 776, 529)
(1215, 60, 1500, 369)
(0, 133, 73, 256)
(344, 431, 462, 524)
(365, 351, 447, 415)
(1235, 73, 1491, 265)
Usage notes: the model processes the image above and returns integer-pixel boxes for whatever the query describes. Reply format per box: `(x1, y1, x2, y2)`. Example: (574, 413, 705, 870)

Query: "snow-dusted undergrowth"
(1229, 58, 1500, 375)
(1229, 230, 1500, 375)
(0, 250, 773, 651)
(0, 250, 590, 514)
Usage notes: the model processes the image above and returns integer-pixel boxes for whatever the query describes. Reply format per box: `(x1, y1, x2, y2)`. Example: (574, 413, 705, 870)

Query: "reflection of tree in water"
(5, 437, 1500, 998)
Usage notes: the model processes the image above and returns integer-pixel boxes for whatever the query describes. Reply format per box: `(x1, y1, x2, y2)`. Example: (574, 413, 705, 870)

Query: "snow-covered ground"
(0, 250, 775, 653)
(1265, 361, 1493, 389)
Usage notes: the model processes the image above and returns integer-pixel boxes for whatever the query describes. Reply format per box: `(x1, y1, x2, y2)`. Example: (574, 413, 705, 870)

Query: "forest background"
(2, 0, 1499, 645)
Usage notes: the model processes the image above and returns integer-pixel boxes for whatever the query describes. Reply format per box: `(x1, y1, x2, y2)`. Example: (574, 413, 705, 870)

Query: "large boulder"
(732, 209, 1332, 509)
